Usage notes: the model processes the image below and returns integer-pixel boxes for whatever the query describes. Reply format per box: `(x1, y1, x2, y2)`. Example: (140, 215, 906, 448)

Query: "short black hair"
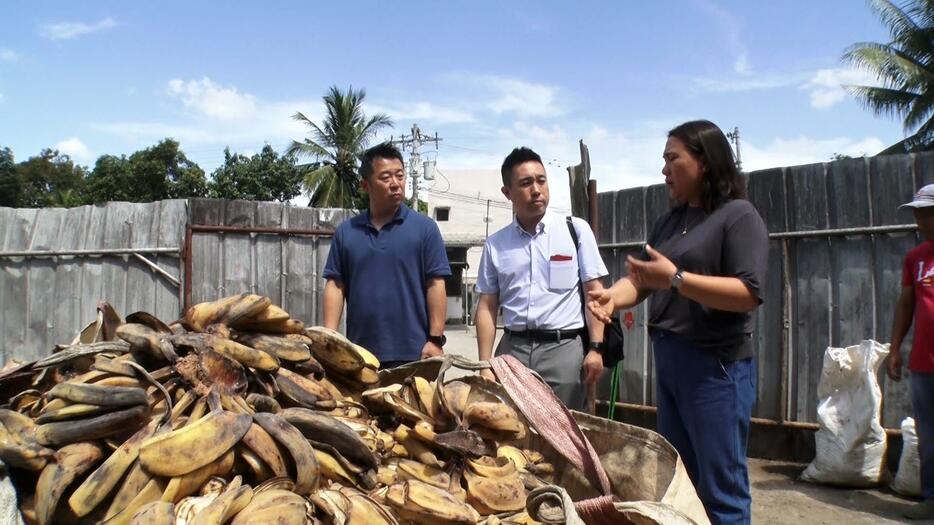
(668, 120, 746, 213)
(359, 142, 404, 180)
(500, 147, 543, 186)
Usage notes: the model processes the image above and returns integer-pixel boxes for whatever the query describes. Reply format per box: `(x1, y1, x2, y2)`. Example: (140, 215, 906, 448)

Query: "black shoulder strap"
(566, 217, 587, 321)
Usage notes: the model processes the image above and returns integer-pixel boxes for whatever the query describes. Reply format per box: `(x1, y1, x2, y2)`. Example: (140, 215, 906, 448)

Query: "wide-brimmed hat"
(900, 184, 934, 209)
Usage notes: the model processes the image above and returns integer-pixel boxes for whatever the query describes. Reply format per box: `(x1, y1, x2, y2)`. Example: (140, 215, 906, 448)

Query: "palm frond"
(289, 85, 393, 209)
(902, 91, 934, 130)
(845, 85, 921, 120)
(907, 0, 934, 26)
(843, 41, 934, 91)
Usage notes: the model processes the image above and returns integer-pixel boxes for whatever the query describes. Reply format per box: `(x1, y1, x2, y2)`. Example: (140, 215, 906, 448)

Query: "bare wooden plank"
(745, 167, 788, 420)
(191, 200, 225, 303)
(829, 237, 874, 347)
(917, 151, 934, 187)
(752, 240, 784, 420)
(613, 246, 650, 406)
(221, 200, 255, 296)
(78, 204, 109, 331)
(596, 191, 616, 245)
(284, 206, 317, 324)
(254, 202, 285, 303)
(0, 208, 37, 362)
(155, 200, 186, 319)
(746, 167, 787, 233)
(876, 232, 919, 428)
(826, 158, 870, 228)
(615, 187, 646, 243)
(189, 198, 224, 225)
(223, 199, 255, 227)
(790, 237, 832, 423)
(99, 203, 132, 317)
(50, 206, 91, 348)
(26, 208, 67, 357)
(787, 163, 828, 231)
(870, 154, 916, 226)
(124, 202, 158, 315)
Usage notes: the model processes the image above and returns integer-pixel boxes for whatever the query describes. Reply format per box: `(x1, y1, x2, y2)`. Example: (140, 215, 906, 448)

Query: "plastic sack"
(0, 462, 24, 525)
(800, 340, 889, 486)
(892, 417, 922, 497)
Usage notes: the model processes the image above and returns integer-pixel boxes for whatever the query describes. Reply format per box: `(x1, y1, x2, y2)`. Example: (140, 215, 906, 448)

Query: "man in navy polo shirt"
(322, 143, 451, 368)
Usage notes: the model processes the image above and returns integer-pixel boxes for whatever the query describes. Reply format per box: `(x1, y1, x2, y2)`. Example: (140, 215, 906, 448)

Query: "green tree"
(84, 154, 133, 203)
(209, 145, 306, 202)
(287, 86, 392, 208)
(845, 0, 934, 154)
(84, 139, 207, 203)
(14, 149, 87, 208)
(0, 146, 18, 207)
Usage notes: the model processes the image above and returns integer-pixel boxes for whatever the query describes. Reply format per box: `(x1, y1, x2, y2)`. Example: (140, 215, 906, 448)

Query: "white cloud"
(742, 135, 885, 170)
(95, 77, 323, 159)
(692, 72, 804, 93)
(40, 17, 117, 41)
(369, 101, 474, 124)
(167, 77, 257, 120)
(734, 51, 750, 75)
(55, 137, 94, 164)
(800, 67, 878, 109)
(487, 77, 563, 117)
(692, 0, 750, 76)
(0, 48, 19, 62)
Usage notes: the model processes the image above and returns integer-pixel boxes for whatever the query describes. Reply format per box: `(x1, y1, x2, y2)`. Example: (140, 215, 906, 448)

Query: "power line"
(426, 190, 512, 210)
(389, 124, 442, 211)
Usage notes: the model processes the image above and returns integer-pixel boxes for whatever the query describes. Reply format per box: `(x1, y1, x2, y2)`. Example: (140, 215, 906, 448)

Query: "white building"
(423, 169, 514, 323)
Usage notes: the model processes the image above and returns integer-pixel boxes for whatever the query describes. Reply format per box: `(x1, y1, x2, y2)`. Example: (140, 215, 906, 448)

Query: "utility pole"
(726, 126, 743, 171)
(389, 123, 443, 212)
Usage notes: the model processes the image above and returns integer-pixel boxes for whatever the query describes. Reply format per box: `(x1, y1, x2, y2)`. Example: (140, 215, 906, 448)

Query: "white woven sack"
(892, 417, 922, 496)
(801, 340, 889, 486)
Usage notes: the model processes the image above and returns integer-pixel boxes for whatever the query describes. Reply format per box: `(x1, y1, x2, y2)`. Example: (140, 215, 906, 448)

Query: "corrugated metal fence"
(0, 198, 350, 363)
(596, 151, 933, 429)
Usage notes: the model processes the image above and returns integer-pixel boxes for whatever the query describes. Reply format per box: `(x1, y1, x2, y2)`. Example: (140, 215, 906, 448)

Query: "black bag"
(566, 217, 625, 368)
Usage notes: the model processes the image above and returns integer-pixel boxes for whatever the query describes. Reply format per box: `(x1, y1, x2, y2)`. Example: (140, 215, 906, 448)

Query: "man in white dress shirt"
(475, 147, 608, 410)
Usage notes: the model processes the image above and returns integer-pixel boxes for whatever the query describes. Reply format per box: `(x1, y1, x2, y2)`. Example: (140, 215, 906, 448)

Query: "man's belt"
(503, 327, 582, 343)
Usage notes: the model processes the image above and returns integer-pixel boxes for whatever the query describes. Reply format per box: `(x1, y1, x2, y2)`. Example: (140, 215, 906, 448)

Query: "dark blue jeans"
(911, 371, 934, 501)
(652, 330, 756, 525)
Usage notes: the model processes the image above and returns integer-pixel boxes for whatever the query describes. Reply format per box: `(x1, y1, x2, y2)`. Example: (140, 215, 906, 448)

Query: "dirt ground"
(443, 325, 922, 523)
(749, 459, 917, 524)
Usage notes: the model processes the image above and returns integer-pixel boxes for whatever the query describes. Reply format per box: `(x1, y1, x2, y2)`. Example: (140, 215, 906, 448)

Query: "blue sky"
(0, 0, 905, 206)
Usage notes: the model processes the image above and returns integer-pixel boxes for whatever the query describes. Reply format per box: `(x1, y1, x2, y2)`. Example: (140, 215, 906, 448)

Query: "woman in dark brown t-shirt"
(589, 120, 768, 525)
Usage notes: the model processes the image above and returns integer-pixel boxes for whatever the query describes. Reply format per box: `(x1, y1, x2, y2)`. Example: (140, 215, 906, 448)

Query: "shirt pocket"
(549, 259, 578, 290)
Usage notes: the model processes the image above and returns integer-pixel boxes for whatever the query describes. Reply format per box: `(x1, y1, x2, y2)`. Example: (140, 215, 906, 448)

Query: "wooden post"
(567, 140, 599, 415)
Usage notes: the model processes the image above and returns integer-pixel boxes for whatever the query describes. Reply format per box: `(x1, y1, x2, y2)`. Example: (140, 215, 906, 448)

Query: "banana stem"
(125, 361, 173, 427)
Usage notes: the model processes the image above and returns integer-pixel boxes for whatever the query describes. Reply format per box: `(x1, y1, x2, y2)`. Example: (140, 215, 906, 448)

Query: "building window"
(435, 207, 450, 221)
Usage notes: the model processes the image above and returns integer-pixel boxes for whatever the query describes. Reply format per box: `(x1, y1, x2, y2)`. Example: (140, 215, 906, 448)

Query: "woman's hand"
(626, 244, 676, 291)
(587, 289, 616, 324)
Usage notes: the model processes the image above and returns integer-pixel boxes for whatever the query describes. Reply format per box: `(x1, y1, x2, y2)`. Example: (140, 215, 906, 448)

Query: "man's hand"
(587, 289, 616, 324)
(421, 341, 444, 360)
(582, 350, 604, 385)
(480, 368, 496, 382)
(887, 352, 903, 382)
(626, 244, 677, 290)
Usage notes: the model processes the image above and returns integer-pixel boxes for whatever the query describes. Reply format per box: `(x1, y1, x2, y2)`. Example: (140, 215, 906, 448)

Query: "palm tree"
(845, 0, 934, 154)
(288, 86, 392, 208)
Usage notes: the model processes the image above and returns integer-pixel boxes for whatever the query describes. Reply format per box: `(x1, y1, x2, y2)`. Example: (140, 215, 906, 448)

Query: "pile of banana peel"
(0, 294, 556, 525)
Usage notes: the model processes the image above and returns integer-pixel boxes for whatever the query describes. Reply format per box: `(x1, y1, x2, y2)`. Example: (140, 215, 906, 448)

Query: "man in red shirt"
(888, 183, 934, 520)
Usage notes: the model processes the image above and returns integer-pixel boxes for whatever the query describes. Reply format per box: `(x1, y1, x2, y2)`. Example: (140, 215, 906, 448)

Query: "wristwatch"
(588, 341, 605, 354)
(670, 269, 685, 290)
(427, 334, 447, 347)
